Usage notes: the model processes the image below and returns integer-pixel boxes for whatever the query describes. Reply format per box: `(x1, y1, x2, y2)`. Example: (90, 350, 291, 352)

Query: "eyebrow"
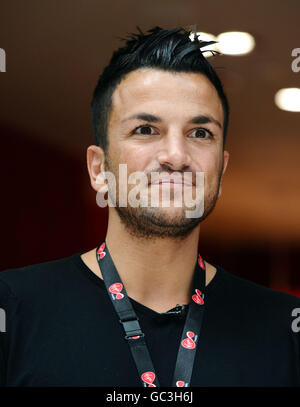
(121, 112, 222, 129)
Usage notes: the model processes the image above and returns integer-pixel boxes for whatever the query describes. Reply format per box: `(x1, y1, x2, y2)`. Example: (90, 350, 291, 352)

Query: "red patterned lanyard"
(96, 240, 206, 387)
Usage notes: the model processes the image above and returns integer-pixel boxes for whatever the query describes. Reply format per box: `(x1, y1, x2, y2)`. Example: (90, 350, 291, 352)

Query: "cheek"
(195, 151, 222, 186)
(119, 144, 151, 172)
(195, 149, 220, 172)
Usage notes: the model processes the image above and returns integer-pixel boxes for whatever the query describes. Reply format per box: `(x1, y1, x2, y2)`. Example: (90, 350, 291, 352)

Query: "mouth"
(149, 180, 194, 187)
(149, 178, 194, 187)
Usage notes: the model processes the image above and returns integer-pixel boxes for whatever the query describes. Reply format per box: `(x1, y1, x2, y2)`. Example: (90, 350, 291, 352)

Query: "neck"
(104, 210, 202, 312)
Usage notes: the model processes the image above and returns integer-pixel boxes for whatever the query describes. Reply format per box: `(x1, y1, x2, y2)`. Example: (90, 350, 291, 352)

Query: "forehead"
(109, 68, 224, 125)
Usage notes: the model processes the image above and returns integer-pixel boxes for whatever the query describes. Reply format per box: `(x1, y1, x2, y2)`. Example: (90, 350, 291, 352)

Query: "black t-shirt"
(0, 251, 299, 387)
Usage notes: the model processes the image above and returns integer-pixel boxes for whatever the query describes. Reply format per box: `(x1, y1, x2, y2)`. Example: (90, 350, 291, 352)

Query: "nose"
(156, 131, 191, 171)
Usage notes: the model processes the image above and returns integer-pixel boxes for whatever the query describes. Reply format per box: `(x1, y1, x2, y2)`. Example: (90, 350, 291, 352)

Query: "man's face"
(102, 68, 229, 239)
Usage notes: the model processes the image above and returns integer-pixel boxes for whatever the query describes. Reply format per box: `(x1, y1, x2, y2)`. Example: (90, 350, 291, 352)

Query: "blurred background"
(0, 0, 299, 296)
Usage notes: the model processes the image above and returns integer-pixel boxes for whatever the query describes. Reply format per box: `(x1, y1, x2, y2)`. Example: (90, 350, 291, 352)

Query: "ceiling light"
(274, 88, 300, 112)
(217, 31, 255, 55)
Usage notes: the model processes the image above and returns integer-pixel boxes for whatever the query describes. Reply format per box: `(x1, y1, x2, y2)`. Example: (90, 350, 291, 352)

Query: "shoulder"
(0, 254, 79, 301)
(210, 265, 300, 324)
(214, 265, 300, 302)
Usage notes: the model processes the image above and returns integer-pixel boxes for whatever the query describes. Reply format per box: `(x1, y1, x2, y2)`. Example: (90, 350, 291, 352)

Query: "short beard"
(105, 157, 222, 241)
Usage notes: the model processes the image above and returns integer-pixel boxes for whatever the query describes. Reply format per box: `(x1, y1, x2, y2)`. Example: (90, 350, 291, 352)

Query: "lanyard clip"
(119, 318, 145, 340)
(160, 304, 187, 316)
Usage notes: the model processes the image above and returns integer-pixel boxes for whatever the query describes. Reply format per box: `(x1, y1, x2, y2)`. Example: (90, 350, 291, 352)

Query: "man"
(0, 27, 299, 387)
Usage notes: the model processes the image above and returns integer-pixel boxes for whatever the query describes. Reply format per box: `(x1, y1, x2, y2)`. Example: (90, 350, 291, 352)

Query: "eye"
(133, 125, 156, 136)
(189, 128, 213, 139)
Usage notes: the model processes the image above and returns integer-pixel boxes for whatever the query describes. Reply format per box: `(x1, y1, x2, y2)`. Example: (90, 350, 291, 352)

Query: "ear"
(218, 150, 230, 198)
(86, 145, 108, 194)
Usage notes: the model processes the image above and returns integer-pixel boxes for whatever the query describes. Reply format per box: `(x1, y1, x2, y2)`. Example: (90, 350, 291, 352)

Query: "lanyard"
(96, 240, 206, 387)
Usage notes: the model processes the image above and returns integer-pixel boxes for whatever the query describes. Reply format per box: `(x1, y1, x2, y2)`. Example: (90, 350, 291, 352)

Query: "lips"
(149, 177, 194, 187)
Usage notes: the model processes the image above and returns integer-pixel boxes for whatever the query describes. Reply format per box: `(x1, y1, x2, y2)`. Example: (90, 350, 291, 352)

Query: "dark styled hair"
(91, 26, 229, 152)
